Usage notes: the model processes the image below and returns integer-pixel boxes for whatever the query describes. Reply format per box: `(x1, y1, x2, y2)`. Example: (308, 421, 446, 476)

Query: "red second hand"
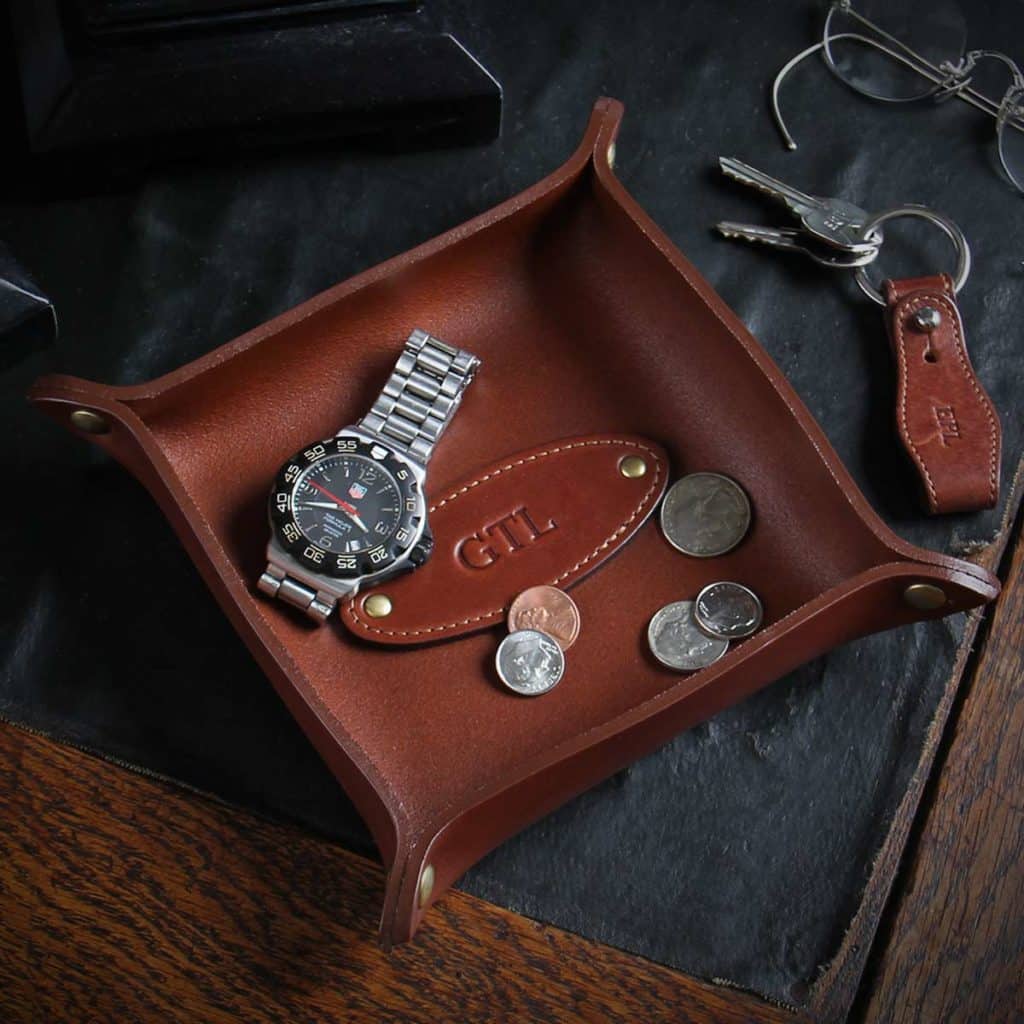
(306, 478, 360, 517)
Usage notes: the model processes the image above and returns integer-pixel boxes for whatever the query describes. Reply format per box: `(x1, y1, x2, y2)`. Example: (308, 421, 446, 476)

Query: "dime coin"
(659, 472, 752, 558)
(507, 585, 581, 651)
(694, 581, 763, 640)
(496, 629, 566, 696)
(647, 600, 729, 672)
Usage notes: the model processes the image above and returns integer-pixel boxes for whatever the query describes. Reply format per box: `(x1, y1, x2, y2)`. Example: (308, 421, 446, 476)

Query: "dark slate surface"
(1, 0, 1021, 1006)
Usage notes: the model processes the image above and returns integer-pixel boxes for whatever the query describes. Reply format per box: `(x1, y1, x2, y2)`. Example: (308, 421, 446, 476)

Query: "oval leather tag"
(341, 434, 668, 645)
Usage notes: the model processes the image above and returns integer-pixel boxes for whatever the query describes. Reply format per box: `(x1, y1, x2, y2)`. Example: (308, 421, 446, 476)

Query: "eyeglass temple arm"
(770, 32, 943, 150)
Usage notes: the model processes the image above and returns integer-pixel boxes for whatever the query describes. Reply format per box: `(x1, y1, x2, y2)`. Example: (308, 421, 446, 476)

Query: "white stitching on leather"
(347, 440, 662, 637)
(895, 285, 998, 511)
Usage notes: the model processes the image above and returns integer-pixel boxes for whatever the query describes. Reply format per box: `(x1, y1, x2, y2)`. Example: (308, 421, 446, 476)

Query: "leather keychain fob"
(715, 172, 1003, 518)
(846, 206, 1002, 516)
(883, 273, 1001, 515)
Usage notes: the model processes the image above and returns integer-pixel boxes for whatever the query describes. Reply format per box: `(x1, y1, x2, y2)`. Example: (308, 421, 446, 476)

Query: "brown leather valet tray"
(29, 98, 998, 947)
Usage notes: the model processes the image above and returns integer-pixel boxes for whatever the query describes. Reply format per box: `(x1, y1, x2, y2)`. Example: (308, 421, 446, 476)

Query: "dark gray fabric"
(1, 0, 1020, 1005)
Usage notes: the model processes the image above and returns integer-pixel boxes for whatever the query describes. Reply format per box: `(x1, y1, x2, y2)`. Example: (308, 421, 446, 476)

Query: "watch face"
(293, 456, 402, 556)
(269, 436, 423, 579)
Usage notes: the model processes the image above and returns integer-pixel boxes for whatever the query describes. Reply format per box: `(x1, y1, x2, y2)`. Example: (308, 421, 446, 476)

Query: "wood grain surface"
(804, 471, 1024, 1024)
(860, 515, 1024, 1024)
(0, 723, 799, 1024)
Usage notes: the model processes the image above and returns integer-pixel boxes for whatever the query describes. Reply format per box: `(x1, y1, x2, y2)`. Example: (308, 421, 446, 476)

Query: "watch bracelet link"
(258, 563, 334, 622)
(260, 329, 479, 623)
(356, 329, 480, 464)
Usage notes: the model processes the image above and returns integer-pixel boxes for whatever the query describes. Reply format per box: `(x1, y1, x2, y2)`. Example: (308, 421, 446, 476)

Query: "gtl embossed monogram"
(457, 507, 558, 568)
(933, 404, 961, 446)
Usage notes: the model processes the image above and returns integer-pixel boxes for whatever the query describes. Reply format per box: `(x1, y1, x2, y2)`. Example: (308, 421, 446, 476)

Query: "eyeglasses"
(771, 0, 1024, 193)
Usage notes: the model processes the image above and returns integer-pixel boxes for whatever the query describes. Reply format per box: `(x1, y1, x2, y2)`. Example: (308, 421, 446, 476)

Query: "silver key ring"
(854, 205, 971, 306)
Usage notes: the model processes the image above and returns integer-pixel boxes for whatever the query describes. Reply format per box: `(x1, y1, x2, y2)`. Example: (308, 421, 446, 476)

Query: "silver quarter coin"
(496, 629, 566, 696)
(659, 472, 752, 558)
(694, 581, 763, 640)
(647, 600, 729, 672)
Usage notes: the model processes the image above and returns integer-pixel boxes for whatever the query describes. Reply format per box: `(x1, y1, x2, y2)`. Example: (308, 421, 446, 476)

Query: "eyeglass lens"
(998, 97, 1024, 191)
(823, 0, 967, 102)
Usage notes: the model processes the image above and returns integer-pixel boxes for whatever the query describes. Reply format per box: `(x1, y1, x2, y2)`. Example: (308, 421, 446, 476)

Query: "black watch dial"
(294, 457, 402, 555)
(269, 436, 423, 579)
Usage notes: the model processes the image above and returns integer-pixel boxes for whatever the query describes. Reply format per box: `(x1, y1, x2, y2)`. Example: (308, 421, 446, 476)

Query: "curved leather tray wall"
(28, 98, 998, 947)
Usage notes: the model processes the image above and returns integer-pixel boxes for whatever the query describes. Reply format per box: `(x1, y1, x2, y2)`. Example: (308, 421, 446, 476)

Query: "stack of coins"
(495, 585, 580, 697)
(649, 472, 764, 671)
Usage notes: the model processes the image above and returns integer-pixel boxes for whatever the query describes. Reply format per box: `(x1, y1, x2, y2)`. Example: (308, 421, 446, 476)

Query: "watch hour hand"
(347, 511, 369, 533)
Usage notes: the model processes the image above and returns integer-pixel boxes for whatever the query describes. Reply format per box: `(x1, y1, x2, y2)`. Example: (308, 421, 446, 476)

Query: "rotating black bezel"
(268, 435, 423, 580)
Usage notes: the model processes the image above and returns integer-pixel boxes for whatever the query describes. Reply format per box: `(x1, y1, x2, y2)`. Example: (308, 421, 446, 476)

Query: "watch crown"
(409, 533, 434, 567)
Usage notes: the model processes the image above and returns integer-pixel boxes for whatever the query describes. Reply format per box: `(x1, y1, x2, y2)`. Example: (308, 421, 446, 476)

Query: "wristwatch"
(258, 329, 480, 623)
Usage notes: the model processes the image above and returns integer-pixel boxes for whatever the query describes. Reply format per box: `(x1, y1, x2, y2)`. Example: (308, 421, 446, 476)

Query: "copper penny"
(507, 585, 581, 651)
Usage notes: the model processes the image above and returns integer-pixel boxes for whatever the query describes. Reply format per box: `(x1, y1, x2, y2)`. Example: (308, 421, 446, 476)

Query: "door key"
(715, 221, 880, 268)
(719, 157, 881, 256)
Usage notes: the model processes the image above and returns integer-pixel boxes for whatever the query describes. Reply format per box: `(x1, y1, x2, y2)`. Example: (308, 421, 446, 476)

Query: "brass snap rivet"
(904, 583, 947, 610)
(363, 594, 393, 618)
(619, 455, 647, 479)
(69, 409, 110, 435)
(418, 864, 435, 908)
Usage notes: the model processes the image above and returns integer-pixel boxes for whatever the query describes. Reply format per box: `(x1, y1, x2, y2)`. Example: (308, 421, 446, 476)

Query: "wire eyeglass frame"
(771, 0, 1024, 193)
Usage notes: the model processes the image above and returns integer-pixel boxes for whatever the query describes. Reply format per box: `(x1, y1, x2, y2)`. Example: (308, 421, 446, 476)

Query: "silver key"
(716, 221, 881, 269)
(720, 157, 880, 256)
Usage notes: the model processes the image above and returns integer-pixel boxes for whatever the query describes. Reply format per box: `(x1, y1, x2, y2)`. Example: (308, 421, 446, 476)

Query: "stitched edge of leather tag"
(885, 274, 1001, 515)
(340, 434, 668, 645)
